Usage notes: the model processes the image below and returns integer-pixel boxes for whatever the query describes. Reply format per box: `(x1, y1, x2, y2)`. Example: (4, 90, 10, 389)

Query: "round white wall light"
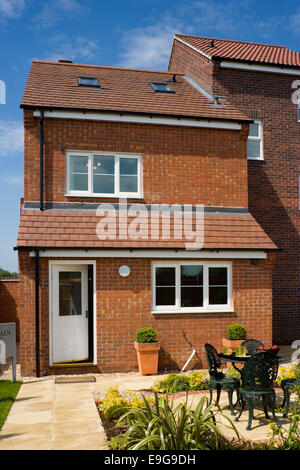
(119, 265, 131, 277)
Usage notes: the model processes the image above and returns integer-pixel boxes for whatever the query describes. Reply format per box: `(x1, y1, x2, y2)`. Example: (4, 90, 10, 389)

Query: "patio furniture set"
(205, 340, 296, 431)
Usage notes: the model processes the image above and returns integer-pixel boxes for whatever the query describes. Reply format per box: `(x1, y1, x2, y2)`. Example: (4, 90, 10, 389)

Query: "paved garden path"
(0, 373, 166, 450)
(0, 345, 295, 450)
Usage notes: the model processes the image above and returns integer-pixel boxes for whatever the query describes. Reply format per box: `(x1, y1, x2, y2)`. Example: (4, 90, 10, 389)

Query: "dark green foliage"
(226, 323, 247, 340)
(0, 268, 18, 278)
(135, 327, 157, 343)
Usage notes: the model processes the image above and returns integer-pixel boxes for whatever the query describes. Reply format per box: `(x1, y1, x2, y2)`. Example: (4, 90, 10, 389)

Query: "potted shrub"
(134, 327, 160, 375)
(222, 323, 247, 368)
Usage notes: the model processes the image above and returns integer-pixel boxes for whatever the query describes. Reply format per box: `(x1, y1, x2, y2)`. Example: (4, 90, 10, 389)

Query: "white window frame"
(66, 151, 143, 198)
(152, 260, 233, 314)
(247, 119, 263, 161)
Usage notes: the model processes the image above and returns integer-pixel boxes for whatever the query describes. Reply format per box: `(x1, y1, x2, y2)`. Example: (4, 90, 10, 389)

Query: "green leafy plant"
(98, 385, 154, 419)
(188, 371, 209, 391)
(226, 323, 246, 340)
(109, 392, 239, 450)
(151, 372, 208, 394)
(135, 327, 158, 343)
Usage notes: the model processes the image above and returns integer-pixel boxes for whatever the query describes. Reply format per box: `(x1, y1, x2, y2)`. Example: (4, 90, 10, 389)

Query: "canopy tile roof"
(17, 209, 277, 251)
(175, 34, 300, 67)
(21, 60, 249, 122)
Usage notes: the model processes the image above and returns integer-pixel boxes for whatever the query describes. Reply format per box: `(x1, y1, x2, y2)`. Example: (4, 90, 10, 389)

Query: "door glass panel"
(59, 272, 82, 316)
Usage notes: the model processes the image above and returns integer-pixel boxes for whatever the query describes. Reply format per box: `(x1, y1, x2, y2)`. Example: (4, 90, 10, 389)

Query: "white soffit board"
(33, 110, 241, 130)
(30, 249, 267, 259)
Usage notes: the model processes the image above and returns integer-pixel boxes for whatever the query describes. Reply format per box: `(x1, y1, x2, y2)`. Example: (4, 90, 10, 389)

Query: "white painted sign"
(0, 323, 16, 382)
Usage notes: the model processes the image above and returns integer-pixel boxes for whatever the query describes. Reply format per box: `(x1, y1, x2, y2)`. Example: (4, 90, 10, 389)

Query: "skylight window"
(150, 82, 175, 93)
(77, 76, 100, 87)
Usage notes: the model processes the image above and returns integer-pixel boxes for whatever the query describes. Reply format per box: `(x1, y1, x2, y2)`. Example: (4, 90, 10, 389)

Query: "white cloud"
(0, 120, 23, 157)
(0, 0, 25, 18)
(118, 24, 179, 70)
(1, 175, 23, 186)
(44, 34, 98, 62)
(32, 0, 86, 30)
(288, 11, 300, 35)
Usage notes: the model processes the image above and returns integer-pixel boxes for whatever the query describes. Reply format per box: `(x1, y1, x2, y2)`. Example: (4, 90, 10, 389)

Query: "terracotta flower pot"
(222, 338, 244, 368)
(134, 341, 160, 375)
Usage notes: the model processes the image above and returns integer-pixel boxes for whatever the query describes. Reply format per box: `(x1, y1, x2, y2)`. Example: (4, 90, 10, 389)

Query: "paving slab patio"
(0, 346, 298, 450)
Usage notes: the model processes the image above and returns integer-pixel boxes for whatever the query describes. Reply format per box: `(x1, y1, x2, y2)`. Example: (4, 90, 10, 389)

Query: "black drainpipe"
(35, 249, 40, 378)
(39, 110, 44, 211)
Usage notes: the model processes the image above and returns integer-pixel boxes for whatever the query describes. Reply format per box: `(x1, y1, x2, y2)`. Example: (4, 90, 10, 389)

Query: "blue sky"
(0, 0, 300, 271)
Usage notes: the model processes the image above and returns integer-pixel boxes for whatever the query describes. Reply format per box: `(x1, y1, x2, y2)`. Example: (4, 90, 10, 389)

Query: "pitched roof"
(17, 209, 277, 251)
(175, 34, 300, 67)
(21, 60, 249, 122)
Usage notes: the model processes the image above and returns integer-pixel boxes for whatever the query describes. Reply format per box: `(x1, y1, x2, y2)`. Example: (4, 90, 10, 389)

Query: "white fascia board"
(33, 110, 241, 130)
(30, 249, 267, 259)
(220, 60, 300, 76)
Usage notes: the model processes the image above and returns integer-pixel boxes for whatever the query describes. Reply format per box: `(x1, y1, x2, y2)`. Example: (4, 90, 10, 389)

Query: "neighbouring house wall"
(23, 109, 249, 208)
(169, 39, 216, 94)
(18, 251, 274, 376)
(213, 65, 300, 344)
(169, 42, 300, 344)
(0, 279, 20, 341)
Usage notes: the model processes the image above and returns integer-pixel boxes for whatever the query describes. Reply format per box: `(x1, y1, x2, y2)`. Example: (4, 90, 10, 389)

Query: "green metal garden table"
(218, 353, 283, 385)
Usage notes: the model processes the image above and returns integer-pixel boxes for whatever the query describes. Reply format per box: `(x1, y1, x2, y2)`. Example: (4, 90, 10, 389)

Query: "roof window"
(77, 76, 100, 88)
(150, 82, 175, 93)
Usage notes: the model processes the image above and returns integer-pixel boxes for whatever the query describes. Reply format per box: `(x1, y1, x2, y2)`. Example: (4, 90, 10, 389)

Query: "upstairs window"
(67, 152, 142, 197)
(247, 120, 263, 160)
(149, 82, 175, 93)
(77, 76, 100, 87)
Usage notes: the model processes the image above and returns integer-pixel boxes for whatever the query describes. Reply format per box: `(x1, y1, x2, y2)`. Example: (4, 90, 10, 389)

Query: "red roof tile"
(17, 209, 277, 251)
(21, 60, 249, 122)
(175, 35, 300, 67)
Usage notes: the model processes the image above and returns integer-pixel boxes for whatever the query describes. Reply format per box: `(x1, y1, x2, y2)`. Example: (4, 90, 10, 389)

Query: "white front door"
(52, 264, 89, 363)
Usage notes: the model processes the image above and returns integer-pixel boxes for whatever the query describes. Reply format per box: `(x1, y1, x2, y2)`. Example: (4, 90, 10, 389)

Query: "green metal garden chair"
(241, 339, 265, 356)
(204, 343, 240, 416)
(234, 351, 280, 430)
(280, 377, 300, 417)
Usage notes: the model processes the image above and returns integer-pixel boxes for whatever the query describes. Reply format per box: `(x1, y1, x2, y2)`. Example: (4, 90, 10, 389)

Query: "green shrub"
(188, 371, 209, 390)
(98, 385, 154, 419)
(226, 323, 246, 340)
(152, 372, 209, 393)
(109, 392, 239, 450)
(135, 327, 158, 343)
(152, 373, 190, 393)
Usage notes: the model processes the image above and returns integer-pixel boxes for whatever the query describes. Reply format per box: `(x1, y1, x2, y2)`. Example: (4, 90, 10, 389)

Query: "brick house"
(16, 59, 277, 377)
(169, 35, 300, 345)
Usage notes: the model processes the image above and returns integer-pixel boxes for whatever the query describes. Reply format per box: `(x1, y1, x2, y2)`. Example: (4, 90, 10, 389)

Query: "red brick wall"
(18, 251, 274, 376)
(169, 43, 300, 344)
(0, 279, 20, 341)
(23, 109, 249, 208)
(169, 39, 216, 94)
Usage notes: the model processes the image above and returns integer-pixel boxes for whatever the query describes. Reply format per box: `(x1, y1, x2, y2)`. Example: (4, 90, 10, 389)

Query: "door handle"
(85, 310, 88, 318)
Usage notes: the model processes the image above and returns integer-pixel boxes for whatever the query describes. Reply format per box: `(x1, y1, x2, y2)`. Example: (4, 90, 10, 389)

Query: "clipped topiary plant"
(135, 327, 158, 343)
(226, 323, 247, 340)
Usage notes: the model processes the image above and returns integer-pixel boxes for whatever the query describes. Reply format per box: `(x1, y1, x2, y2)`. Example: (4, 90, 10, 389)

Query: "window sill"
(151, 308, 234, 315)
(65, 193, 143, 199)
(247, 157, 264, 161)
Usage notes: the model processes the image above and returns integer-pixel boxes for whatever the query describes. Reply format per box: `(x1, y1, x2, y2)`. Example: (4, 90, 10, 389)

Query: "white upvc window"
(152, 261, 233, 314)
(247, 120, 263, 160)
(66, 151, 142, 198)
